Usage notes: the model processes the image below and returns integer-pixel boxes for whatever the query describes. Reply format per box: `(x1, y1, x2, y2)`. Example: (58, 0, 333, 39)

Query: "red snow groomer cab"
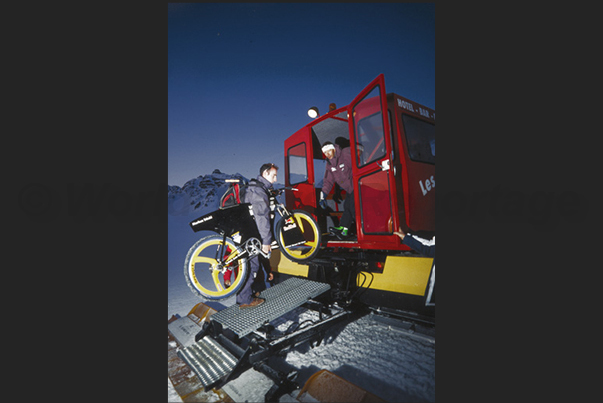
(275, 74, 435, 315)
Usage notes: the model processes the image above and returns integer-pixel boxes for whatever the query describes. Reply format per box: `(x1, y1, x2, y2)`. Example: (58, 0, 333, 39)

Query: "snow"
(262, 307, 435, 402)
(168, 173, 435, 402)
(167, 378, 183, 403)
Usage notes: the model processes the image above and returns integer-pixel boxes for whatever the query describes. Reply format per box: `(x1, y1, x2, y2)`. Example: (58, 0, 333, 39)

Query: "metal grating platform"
(168, 315, 202, 348)
(177, 336, 238, 388)
(210, 277, 331, 337)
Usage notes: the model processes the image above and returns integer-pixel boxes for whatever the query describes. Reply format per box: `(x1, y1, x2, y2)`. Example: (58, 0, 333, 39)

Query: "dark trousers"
(236, 255, 271, 305)
(236, 255, 261, 305)
(340, 191, 355, 230)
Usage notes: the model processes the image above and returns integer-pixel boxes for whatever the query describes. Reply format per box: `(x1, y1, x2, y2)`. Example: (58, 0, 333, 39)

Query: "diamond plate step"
(177, 336, 238, 389)
(210, 277, 331, 337)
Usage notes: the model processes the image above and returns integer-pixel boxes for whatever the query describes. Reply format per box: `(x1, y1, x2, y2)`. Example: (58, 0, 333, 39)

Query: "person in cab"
(319, 142, 355, 240)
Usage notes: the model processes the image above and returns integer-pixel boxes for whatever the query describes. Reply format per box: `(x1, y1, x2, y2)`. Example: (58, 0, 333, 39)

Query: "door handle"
(376, 159, 390, 171)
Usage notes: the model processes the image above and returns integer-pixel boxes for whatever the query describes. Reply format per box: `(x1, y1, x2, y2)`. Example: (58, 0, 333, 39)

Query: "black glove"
(319, 191, 328, 209)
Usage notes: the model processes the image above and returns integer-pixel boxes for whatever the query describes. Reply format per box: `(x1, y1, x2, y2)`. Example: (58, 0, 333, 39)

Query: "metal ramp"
(175, 277, 331, 392)
(177, 336, 238, 389)
(211, 276, 331, 337)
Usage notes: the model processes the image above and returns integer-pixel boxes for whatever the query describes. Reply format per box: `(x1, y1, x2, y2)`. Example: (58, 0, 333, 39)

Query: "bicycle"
(184, 180, 322, 300)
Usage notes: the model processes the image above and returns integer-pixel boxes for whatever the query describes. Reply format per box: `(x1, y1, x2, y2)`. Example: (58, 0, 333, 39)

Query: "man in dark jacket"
(394, 227, 435, 257)
(237, 163, 277, 308)
(395, 227, 435, 306)
(319, 142, 355, 239)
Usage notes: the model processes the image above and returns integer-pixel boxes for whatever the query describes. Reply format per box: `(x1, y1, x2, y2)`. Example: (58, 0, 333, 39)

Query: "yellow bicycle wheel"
(276, 210, 321, 263)
(184, 235, 248, 300)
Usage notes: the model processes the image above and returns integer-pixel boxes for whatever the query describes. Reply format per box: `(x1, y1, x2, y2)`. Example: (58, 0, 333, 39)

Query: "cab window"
(287, 143, 307, 184)
(402, 114, 435, 164)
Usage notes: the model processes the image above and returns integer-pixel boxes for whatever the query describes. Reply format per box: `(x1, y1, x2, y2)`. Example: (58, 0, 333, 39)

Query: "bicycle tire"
(275, 209, 321, 263)
(183, 234, 248, 300)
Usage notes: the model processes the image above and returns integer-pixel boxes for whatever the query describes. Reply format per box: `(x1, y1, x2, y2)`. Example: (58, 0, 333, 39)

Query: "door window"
(353, 86, 387, 167)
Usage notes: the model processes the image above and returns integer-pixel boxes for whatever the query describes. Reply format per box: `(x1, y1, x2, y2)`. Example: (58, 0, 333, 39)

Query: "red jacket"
(322, 144, 353, 195)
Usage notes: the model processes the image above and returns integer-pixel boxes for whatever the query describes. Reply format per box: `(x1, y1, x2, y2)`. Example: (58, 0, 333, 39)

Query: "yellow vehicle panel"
(271, 251, 433, 297)
(368, 255, 433, 296)
(269, 250, 309, 277)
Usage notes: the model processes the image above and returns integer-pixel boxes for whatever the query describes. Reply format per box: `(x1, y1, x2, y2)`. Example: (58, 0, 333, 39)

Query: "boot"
(239, 297, 265, 309)
(329, 226, 349, 240)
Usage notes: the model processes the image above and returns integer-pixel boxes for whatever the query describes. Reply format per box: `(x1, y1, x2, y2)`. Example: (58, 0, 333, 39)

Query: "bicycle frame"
(189, 188, 303, 265)
(185, 186, 322, 299)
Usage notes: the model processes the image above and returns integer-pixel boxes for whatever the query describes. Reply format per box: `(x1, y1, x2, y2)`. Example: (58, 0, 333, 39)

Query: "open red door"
(347, 74, 397, 242)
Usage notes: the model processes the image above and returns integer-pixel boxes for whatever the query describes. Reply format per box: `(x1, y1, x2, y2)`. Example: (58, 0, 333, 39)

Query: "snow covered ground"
(167, 179, 435, 402)
(259, 306, 435, 402)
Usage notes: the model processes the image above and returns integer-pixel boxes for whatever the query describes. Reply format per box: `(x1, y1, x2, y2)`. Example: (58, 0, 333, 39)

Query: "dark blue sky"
(168, 3, 434, 186)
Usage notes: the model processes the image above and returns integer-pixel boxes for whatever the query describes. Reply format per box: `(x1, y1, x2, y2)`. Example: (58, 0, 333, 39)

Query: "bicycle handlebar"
(273, 186, 298, 195)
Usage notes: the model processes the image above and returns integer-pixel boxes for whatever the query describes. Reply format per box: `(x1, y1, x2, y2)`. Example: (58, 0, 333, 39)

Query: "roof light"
(307, 106, 319, 119)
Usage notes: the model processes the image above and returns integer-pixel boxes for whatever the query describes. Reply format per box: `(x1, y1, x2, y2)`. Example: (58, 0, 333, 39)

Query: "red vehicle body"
(284, 74, 435, 251)
(168, 75, 436, 403)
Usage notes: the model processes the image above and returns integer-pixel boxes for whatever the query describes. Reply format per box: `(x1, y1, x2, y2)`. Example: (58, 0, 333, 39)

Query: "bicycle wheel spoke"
(297, 216, 318, 241)
(223, 250, 240, 265)
(211, 270, 224, 292)
(191, 255, 216, 266)
(295, 216, 307, 235)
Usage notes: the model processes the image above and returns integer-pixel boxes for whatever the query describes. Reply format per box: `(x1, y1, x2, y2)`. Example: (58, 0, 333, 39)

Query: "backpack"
(220, 178, 273, 209)
(220, 179, 246, 208)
